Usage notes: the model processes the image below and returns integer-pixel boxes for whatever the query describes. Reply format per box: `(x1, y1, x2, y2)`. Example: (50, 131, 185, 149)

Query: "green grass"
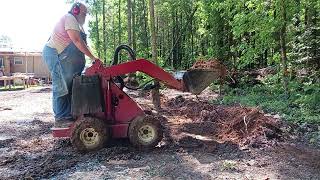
(0, 85, 26, 91)
(0, 85, 39, 91)
(211, 80, 320, 124)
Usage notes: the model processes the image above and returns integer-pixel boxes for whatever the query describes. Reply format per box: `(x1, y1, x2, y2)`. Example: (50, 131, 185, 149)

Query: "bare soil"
(190, 59, 227, 80)
(190, 59, 225, 71)
(0, 86, 319, 179)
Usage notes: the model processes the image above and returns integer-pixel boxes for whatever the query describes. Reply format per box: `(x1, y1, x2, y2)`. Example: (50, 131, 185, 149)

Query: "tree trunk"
(279, 0, 289, 96)
(191, 15, 194, 67)
(102, 0, 107, 63)
(148, 0, 161, 110)
(178, 12, 183, 68)
(93, 0, 100, 57)
(156, 15, 160, 57)
(132, 0, 137, 50)
(112, 14, 116, 50)
(172, 10, 177, 68)
(126, 0, 136, 84)
(117, 0, 122, 62)
(166, 22, 171, 66)
(142, 0, 148, 54)
(127, 0, 132, 47)
(118, 0, 122, 45)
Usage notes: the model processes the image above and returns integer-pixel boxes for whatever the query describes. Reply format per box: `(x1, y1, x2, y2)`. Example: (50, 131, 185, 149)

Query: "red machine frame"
(52, 59, 186, 138)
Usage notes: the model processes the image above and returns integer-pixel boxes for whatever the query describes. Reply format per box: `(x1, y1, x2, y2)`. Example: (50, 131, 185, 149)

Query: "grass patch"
(0, 85, 26, 91)
(212, 80, 320, 124)
(0, 85, 39, 92)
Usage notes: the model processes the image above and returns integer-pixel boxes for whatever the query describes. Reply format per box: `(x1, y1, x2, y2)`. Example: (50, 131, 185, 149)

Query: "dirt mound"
(191, 59, 223, 70)
(165, 95, 283, 147)
(190, 59, 227, 77)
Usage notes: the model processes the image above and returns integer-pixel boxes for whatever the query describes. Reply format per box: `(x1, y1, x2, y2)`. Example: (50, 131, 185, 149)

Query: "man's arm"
(67, 29, 98, 61)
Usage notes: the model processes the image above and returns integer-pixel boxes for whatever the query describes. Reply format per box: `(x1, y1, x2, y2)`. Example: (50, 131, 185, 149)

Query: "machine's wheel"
(128, 115, 163, 149)
(71, 117, 110, 153)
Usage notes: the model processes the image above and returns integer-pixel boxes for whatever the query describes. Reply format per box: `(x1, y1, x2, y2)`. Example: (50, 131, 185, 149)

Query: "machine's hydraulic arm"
(85, 59, 185, 91)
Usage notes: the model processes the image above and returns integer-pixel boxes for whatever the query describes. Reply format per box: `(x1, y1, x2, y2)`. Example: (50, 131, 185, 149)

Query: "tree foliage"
(85, 0, 318, 72)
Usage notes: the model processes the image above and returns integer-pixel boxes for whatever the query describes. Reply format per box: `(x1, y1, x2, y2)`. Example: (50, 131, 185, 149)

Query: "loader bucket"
(183, 69, 221, 94)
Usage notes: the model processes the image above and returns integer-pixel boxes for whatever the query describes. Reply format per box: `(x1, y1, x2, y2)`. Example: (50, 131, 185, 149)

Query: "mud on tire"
(128, 115, 163, 149)
(71, 117, 110, 153)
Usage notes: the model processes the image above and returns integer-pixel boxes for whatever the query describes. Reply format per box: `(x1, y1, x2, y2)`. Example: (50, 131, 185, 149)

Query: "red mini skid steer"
(52, 45, 221, 152)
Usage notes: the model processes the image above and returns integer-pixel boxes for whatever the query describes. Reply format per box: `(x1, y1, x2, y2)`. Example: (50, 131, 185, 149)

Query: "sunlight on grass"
(0, 85, 39, 92)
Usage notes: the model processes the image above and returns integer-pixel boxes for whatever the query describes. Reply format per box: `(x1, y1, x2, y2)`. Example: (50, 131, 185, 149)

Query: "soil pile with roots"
(190, 59, 227, 77)
(191, 59, 225, 70)
(164, 95, 284, 148)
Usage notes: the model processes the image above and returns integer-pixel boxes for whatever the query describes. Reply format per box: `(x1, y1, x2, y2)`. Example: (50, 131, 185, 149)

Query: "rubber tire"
(71, 117, 109, 153)
(128, 115, 163, 150)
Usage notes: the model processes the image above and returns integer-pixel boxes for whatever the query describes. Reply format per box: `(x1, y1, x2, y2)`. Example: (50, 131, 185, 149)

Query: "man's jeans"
(42, 45, 85, 121)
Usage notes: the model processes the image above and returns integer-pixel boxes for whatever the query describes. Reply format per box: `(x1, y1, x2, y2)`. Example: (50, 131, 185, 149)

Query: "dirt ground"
(0, 86, 319, 180)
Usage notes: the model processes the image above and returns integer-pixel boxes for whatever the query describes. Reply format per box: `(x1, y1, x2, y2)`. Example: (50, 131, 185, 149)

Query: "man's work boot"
(54, 118, 74, 128)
